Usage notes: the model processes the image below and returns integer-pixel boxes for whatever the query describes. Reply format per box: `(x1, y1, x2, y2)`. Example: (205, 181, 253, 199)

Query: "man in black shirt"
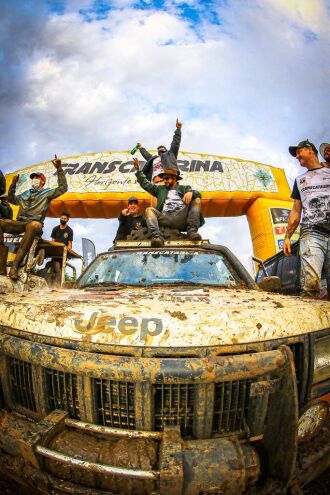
(48, 212, 73, 287)
(51, 212, 73, 249)
(114, 197, 147, 242)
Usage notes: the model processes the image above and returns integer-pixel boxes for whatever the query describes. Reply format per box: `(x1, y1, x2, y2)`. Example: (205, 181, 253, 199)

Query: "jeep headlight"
(313, 335, 330, 384)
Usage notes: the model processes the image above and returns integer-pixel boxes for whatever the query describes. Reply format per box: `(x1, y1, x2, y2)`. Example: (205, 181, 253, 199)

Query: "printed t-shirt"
(163, 190, 185, 213)
(291, 167, 330, 234)
(51, 225, 74, 246)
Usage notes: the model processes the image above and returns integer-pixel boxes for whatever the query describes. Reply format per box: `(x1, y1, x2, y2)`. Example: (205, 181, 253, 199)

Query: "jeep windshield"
(78, 249, 241, 288)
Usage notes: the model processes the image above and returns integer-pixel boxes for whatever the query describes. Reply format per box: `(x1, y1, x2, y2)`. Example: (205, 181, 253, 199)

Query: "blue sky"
(0, 0, 329, 271)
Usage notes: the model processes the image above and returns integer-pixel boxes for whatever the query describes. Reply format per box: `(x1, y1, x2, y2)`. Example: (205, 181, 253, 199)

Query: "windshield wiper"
(82, 282, 126, 290)
(82, 281, 143, 290)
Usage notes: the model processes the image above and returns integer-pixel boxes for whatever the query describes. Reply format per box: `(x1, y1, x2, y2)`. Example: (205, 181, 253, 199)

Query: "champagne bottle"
(130, 145, 139, 155)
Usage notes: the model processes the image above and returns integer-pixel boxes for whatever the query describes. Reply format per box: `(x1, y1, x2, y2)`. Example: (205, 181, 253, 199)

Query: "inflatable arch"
(5, 151, 298, 260)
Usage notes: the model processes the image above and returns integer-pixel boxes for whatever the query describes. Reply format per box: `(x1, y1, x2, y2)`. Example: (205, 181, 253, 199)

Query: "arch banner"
(5, 150, 294, 260)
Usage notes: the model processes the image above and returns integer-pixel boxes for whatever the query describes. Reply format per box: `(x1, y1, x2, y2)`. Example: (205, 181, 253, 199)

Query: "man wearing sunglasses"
(284, 139, 330, 299)
(133, 158, 204, 247)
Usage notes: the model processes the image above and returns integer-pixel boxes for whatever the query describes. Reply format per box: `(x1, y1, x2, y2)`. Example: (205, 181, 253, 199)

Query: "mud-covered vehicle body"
(255, 241, 328, 299)
(0, 240, 329, 495)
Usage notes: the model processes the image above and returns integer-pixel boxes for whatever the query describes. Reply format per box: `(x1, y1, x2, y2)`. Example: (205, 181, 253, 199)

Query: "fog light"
(298, 401, 328, 443)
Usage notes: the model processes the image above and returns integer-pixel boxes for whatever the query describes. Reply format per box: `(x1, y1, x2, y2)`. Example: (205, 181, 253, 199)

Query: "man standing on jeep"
(283, 139, 330, 299)
(0, 156, 68, 280)
(135, 119, 182, 183)
(133, 157, 204, 247)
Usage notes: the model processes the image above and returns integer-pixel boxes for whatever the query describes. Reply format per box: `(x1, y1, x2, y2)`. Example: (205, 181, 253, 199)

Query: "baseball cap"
(289, 139, 318, 157)
(30, 172, 46, 183)
(128, 196, 139, 204)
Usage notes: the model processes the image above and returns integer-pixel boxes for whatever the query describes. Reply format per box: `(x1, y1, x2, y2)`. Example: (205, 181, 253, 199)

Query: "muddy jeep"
(0, 240, 329, 495)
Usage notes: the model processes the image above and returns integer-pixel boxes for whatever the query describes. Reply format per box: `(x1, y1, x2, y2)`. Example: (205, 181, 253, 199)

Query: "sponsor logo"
(274, 226, 286, 235)
(73, 313, 163, 342)
(278, 239, 284, 249)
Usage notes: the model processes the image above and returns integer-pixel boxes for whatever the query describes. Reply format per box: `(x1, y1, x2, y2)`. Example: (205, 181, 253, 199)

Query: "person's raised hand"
(176, 118, 182, 129)
(132, 157, 140, 171)
(51, 154, 62, 169)
(283, 238, 291, 256)
(183, 191, 192, 204)
(121, 208, 129, 216)
(12, 174, 20, 185)
(137, 143, 142, 149)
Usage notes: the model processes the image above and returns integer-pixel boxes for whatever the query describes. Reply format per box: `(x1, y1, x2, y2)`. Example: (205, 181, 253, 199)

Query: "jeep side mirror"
(257, 276, 282, 292)
(252, 256, 268, 277)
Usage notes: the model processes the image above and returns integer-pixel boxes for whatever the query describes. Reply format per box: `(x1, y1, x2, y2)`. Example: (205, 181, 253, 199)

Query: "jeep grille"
(8, 357, 37, 412)
(212, 379, 252, 434)
(93, 378, 135, 429)
(45, 368, 80, 419)
(154, 383, 195, 436)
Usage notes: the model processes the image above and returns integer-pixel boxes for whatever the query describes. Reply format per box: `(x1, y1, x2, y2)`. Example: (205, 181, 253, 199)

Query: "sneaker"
(187, 230, 202, 241)
(151, 236, 165, 247)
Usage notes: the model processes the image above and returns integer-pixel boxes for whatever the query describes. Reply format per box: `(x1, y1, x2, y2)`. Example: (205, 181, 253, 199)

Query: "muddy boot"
(0, 244, 8, 275)
(151, 235, 164, 247)
(187, 230, 202, 241)
(9, 265, 19, 280)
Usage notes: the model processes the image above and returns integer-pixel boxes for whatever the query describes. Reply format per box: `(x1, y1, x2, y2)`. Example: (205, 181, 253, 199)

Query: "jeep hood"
(0, 286, 329, 347)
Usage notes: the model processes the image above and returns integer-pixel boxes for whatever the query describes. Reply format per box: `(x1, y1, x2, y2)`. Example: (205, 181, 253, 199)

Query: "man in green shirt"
(133, 157, 204, 247)
(0, 156, 67, 280)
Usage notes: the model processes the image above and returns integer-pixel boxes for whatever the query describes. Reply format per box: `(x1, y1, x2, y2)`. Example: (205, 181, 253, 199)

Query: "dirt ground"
(0, 469, 329, 495)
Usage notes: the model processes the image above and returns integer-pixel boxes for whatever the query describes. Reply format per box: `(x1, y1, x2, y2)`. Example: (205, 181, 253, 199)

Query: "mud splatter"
(166, 310, 187, 320)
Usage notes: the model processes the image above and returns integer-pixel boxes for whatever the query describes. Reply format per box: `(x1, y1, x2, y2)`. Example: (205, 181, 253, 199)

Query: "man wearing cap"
(133, 158, 204, 247)
(284, 139, 330, 299)
(0, 156, 68, 280)
(320, 143, 330, 168)
(135, 119, 182, 183)
(114, 196, 147, 242)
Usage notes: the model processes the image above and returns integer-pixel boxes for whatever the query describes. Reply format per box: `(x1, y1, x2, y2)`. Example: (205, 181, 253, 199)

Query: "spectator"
(0, 156, 67, 280)
(114, 196, 147, 242)
(0, 195, 13, 220)
(51, 212, 73, 250)
(284, 139, 330, 299)
(136, 119, 182, 183)
(133, 158, 204, 247)
(319, 143, 330, 168)
(49, 211, 73, 287)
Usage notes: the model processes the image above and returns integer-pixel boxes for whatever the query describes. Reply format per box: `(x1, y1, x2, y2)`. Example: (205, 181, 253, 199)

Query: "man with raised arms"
(133, 157, 204, 247)
(0, 156, 68, 280)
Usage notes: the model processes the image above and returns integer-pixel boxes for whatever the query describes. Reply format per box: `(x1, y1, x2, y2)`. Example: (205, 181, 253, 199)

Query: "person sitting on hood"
(114, 196, 147, 242)
(0, 156, 68, 280)
(133, 158, 204, 247)
(135, 119, 182, 183)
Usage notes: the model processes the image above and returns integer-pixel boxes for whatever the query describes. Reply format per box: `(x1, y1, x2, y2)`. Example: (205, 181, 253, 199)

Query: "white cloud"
(0, 0, 329, 273)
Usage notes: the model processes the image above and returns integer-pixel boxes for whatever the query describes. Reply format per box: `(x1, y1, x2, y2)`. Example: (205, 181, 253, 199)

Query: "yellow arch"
(5, 150, 297, 260)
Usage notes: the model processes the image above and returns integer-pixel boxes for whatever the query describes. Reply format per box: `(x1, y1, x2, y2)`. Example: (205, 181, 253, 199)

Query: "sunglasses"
(162, 174, 175, 180)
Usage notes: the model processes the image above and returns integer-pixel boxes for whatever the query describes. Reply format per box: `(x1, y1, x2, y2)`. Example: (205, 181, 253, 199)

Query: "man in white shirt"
(283, 140, 330, 299)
